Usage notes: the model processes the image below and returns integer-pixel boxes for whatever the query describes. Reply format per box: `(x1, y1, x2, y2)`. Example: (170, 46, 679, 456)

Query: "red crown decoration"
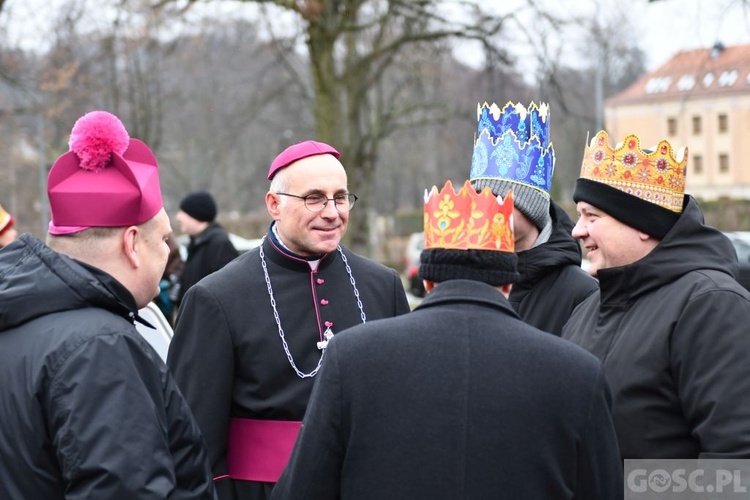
(424, 180, 514, 252)
(580, 130, 687, 213)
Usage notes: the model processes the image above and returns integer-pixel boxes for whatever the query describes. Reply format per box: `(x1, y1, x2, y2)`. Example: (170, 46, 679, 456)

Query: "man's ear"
(122, 226, 140, 268)
(423, 279, 435, 292)
(266, 192, 282, 220)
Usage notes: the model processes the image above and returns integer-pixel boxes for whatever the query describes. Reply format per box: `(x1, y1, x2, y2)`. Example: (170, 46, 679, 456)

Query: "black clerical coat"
(169, 236, 410, 500)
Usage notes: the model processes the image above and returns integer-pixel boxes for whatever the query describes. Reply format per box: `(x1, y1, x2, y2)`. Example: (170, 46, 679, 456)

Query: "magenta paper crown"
(47, 111, 163, 235)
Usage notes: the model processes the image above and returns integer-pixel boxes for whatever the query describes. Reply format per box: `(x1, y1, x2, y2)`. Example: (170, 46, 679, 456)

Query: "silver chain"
(259, 239, 367, 378)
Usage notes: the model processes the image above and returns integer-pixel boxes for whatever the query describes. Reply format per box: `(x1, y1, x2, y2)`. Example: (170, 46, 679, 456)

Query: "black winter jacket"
(177, 222, 239, 305)
(563, 196, 750, 458)
(510, 201, 598, 335)
(0, 234, 215, 499)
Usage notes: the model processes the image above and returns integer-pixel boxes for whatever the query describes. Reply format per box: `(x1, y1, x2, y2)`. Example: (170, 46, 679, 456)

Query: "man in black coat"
(169, 141, 410, 500)
(470, 101, 597, 335)
(174, 190, 239, 307)
(272, 180, 622, 500)
(563, 130, 750, 459)
(0, 111, 214, 499)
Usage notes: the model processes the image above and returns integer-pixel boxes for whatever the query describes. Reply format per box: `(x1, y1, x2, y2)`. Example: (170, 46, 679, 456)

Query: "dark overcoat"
(273, 279, 623, 500)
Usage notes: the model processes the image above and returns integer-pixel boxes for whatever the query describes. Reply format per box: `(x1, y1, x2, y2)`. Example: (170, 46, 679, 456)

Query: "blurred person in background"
(153, 232, 184, 325)
(173, 189, 239, 309)
(470, 101, 597, 335)
(563, 130, 750, 459)
(169, 140, 410, 500)
(0, 203, 18, 248)
(272, 180, 622, 500)
(0, 111, 214, 498)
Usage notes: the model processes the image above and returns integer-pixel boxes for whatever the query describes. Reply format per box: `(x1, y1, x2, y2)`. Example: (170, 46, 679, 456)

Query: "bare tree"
(153, 0, 513, 251)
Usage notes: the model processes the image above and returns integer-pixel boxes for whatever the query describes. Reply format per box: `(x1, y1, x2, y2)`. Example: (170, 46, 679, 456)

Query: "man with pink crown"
(563, 131, 750, 459)
(168, 140, 410, 499)
(470, 101, 597, 335)
(272, 180, 622, 499)
(0, 111, 215, 498)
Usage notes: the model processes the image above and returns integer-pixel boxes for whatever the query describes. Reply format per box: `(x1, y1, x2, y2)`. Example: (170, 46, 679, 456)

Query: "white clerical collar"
(271, 222, 321, 271)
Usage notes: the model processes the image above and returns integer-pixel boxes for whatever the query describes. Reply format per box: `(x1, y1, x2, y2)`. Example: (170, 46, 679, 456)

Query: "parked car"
(403, 232, 425, 297)
(724, 231, 750, 292)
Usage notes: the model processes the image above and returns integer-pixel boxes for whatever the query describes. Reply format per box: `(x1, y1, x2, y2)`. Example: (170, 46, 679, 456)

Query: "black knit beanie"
(419, 248, 519, 286)
(573, 178, 682, 239)
(180, 190, 217, 223)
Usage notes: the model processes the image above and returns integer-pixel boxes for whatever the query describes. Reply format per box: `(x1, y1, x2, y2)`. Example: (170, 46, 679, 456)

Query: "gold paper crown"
(580, 130, 687, 213)
(424, 180, 514, 252)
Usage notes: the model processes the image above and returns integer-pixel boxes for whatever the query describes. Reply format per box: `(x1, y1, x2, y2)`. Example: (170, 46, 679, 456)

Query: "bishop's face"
(266, 154, 350, 257)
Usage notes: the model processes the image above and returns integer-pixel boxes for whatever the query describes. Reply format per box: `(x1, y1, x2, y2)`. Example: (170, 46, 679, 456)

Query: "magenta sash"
(226, 418, 302, 483)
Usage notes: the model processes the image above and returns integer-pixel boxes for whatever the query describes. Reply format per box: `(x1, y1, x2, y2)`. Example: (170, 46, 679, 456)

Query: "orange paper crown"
(580, 130, 687, 213)
(424, 180, 514, 252)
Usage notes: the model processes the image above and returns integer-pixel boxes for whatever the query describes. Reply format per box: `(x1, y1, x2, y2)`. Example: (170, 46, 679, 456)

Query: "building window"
(692, 115, 702, 134)
(667, 117, 677, 136)
(676, 75, 695, 91)
(693, 154, 703, 175)
(719, 154, 729, 173)
(718, 113, 728, 133)
(719, 70, 738, 87)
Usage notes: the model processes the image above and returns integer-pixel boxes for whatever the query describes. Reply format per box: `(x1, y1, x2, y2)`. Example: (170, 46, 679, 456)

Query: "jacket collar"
(514, 200, 583, 289)
(415, 279, 520, 319)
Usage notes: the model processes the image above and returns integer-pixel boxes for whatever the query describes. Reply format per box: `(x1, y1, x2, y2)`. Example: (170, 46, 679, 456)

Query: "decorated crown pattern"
(470, 101, 555, 196)
(580, 130, 687, 213)
(424, 180, 514, 252)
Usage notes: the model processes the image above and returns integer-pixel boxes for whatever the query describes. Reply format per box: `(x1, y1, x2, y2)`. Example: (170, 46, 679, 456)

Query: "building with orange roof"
(605, 42, 750, 200)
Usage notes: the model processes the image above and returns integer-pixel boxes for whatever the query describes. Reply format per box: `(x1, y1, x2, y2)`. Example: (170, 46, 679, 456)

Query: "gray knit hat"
(471, 178, 550, 231)
(469, 102, 555, 231)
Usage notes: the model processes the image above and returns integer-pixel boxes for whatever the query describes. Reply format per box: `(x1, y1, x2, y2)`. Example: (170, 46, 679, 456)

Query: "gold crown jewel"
(423, 180, 514, 252)
(580, 131, 687, 212)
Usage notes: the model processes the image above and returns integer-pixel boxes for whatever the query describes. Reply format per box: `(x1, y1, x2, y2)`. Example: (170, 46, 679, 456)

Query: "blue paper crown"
(470, 101, 555, 196)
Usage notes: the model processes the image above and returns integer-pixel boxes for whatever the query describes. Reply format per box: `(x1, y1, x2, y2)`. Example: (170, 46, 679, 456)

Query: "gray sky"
(2, 0, 749, 73)
(637, 0, 750, 69)
(450, 0, 750, 75)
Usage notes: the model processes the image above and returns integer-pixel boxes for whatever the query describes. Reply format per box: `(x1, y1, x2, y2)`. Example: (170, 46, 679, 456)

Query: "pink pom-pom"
(68, 111, 130, 172)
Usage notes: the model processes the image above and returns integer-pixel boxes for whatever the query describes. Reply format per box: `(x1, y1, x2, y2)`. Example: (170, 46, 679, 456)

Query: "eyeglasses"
(276, 192, 358, 213)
